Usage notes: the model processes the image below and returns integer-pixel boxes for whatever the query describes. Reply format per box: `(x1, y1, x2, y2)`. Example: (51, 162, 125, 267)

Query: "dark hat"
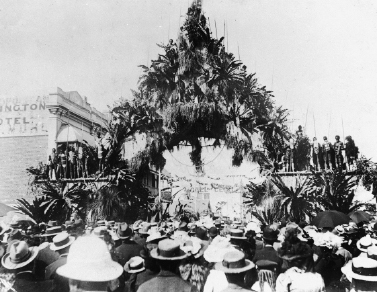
(263, 227, 278, 242)
(215, 250, 255, 273)
(116, 224, 132, 239)
(209, 227, 218, 237)
(150, 239, 187, 261)
(195, 227, 208, 240)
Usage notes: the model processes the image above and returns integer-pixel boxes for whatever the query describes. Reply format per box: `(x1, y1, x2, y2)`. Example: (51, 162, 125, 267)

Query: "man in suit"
(252, 226, 282, 273)
(34, 226, 61, 280)
(2, 240, 54, 292)
(114, 223, 143, 267)
(137, 239, 198, 292)
(45, 232, 75, 292)
(215, 250, 255, 292)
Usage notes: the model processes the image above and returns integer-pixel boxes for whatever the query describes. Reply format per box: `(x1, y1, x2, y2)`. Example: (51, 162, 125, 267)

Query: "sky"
(1, 0, 377, 160)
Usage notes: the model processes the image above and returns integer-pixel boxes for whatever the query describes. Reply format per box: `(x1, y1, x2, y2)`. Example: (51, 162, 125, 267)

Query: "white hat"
(124, 256, 145, 274)
(57, 236, 123, 282)
(2, 241, 39, 270)
(50, 233, 75, 251)
(357, 235, 374, 252)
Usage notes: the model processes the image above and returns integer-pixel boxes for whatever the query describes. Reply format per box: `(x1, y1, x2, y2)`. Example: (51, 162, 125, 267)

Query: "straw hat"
(116, 223, 132, 240)
(57, 236, 123, 282)
(2, 241, 39, 270)
(228, 229, 246, 240)
(357, 235, 374, 252)
(215, 250, 255, 273)
(50, 233, 75, 251)
(350, 256, 377, 282)
(150, 239, 187, 261)
(41, 226, 62, 237)
(124, 256, 145, 274)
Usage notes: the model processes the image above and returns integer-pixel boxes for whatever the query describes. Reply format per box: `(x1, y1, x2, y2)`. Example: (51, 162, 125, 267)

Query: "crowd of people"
(0, 215, 376, 292)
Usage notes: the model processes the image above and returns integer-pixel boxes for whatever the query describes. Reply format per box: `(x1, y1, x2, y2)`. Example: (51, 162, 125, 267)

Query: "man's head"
(313, 137, 317, 141)
(335, 135, 340, 141)
(52, 148, 56, 153)
(323, 136, 328, 141)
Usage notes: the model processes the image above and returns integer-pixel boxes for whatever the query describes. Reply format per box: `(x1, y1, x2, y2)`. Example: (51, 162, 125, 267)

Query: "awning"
(56, 125, 95, 145)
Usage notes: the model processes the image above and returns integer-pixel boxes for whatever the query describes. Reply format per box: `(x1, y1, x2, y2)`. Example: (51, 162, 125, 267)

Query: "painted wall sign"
(0, 96, 49, 137)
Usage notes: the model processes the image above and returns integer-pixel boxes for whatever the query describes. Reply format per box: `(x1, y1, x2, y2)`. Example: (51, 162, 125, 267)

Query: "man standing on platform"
(334, 135, 344, 171)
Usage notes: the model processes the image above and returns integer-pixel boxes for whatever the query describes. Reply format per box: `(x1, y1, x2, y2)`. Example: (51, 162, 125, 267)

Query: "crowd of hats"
(1, 213, 377, 289)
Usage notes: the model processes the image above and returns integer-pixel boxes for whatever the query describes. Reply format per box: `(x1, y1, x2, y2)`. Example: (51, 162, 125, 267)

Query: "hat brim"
(263, 236, 278, 241)
(150, 248, 188, 261)
(50, 237, 75, 251)
(356, 241, 372, 252)
(1, 246, 39, 270)
(350, 271, 377, 282)
(41, 232, 61, 237)
(215, 259, 254, 273)
(57, 260, 123, 282)
(138, 231, 150, 235)
(124, 265, 145, 273)
(229, 236, 247, 240)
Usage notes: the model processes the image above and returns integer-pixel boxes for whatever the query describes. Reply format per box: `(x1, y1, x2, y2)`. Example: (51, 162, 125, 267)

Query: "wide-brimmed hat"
(357, 235, 374, 252)
(124, 256, 145, 273)
(215, 250, 254, 273)
(41, 226, 62, 237)
(150, 239, 187, 261)
(228, 229, 246, 240)
(57, 236, 123, 282)
(139, 223, 151, 235)
(116, 223, 132, 239)
(2, 241, 39, 270)
(50, 233, 75, 251)
(64, 221, 74, 228)
(263, 227, 278, 241)
(350, 256, 377, 282)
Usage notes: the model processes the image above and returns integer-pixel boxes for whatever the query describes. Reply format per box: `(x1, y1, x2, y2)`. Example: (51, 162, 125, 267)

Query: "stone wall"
(0, 135, 48, 204)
